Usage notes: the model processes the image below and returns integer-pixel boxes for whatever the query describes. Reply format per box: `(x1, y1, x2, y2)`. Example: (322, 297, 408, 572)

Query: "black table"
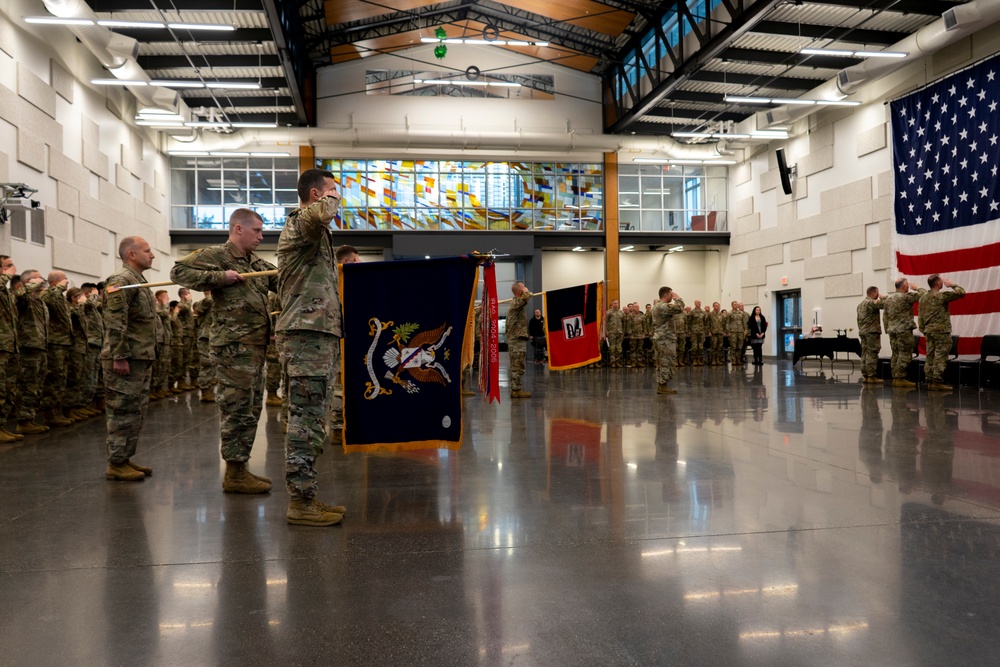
(793, 336, 863, 365)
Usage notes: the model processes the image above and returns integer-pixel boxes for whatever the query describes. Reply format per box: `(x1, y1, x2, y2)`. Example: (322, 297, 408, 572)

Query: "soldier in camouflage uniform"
(102, 236, 157, 482)
(622, 304, 637, 367)
(152, 291, 172, 398)
(0, 256, 21, 443)
(264, 292, 282, 406)
(643, 304, 655, 367)
(708, 302, 726, 365)
(177, 289, 197, 390)
(64, 288, 92, 421)
(79, 286, 104, 415)
(918, 274, 965, 391)
(14, 270, 49, 434)
(857, 286, 886, 383)
(672, 307, 688, 367)
(193, 292, 216, 402)
(507, 281, 533, 397)
(276, 168, 349, 526)
(687, 300, 707, 366)
(652, 287, 685, 394)
(727, 301, 746, 365)
(41, 272, 75, 427)
(172, 208, 279, 494)
(605, 300, 624, 368)
(882, 278, 925, 387)
(169, 300, 187, 392)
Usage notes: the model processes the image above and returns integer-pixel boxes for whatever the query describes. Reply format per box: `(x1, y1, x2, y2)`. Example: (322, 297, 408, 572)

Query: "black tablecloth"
(793, 337, 863, 365)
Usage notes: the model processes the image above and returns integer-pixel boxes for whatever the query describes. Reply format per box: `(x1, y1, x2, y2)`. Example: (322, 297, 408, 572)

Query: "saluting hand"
(224, 270, 245, 285)
(113, 359, 130, 376)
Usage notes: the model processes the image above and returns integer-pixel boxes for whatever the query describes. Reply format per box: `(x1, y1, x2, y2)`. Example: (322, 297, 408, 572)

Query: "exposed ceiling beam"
(688, 69, 822, 91)
(88, 0, 264, 10)
(644, 107, 745, 122)
(179, 94, 291, 105)
(750, 20, 908, 46)
(137, 54, 281, 69)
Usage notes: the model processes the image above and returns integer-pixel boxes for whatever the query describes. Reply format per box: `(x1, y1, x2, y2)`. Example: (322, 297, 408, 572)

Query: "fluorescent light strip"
(92, 79, 147, 86)
(150, 80, 205, 88)
(97, 19, 165, 28)
(167, 23, 236, 31)
(136, 120, 184, 127)
(206, 82, 261, 89)
(137, 114, 184, 121)
(771, 98, 815, 105)
(231, 122, 279, 128)
(726, 94, 860, 107)
(415, 79, 521, 87)
(419, 37, 545, 46)
(672, 131, 752, 139)
(801, 47, 907, 59)
(724, 95, 771, 104)
(185, 122, 232, 128)
(25, 16, 93, 26)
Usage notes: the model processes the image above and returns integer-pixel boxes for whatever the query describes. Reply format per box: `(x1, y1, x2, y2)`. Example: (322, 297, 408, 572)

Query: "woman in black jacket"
(747, 306, 767, 366)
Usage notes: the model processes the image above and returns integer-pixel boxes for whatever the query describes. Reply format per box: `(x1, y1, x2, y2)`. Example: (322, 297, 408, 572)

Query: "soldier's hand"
(224, 270, 245, 285)
(908, 280, 920, 290)
(113, 359, 130, 376)
(943, 278, 955, 288)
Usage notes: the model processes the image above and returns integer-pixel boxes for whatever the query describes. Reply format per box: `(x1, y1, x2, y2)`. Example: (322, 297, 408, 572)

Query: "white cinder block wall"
(0, 7, 173, 291)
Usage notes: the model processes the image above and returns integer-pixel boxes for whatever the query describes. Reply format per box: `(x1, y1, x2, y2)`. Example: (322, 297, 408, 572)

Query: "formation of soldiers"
(603, 298, 752, 370)
(857, 274, 966, 391)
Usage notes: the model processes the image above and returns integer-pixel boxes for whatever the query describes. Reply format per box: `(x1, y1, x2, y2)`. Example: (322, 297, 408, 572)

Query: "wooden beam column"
(604, 152, 620, 305)
(299, 145, 315, 174)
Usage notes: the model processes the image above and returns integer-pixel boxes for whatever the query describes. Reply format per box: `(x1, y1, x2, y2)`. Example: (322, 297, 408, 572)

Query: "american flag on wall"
(890, 55, 1000, 354)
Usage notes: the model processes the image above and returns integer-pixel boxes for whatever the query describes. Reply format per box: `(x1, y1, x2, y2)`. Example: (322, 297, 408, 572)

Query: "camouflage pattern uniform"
(652, 297, 685, 387)
(82, 295, 105, 407)
(708, 309, 726, 365)
(643, 309, 655, 366)
(65, 300, 89, 411)
(672, 311, 688, 366)
(41, 285, 73, 413)
(630, 311, 645, 367)
(172, 242, 278, 463)
(154, 301, 173, 394)
(726, 309, 746, 365)
(102, 265, 156, 466)
(193, 296, 216, 390)
(0, 274, 18, 428)
(918, 285, 965, 384)
(605, 307, 624, 367)
(276, 196, 342, 500)
(506, 291, 531, 392)
(856, 295, 885, 379)
(687, 307, 707, 365)
(265, 292, 281, 396)
(170, 308, 187, 389)
(14, 285, 47, 423)
(180, 300, 198, 385)
(882, 289, 924, 379)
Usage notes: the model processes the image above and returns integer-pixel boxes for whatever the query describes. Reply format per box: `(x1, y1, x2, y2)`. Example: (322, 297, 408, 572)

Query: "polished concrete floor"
(2, 358, 1000, 665)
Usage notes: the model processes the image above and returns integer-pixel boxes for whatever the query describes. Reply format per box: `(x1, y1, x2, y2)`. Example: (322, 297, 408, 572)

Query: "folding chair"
(979, 335, 1000, 389)
(948, 335, 979, 387)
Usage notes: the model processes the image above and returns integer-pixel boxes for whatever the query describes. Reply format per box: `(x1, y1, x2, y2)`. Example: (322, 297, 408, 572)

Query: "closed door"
(776, 290, 802, 359)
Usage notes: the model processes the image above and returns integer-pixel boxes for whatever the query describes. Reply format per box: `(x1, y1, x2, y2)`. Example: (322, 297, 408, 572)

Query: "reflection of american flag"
(890, 55, 1000, 354)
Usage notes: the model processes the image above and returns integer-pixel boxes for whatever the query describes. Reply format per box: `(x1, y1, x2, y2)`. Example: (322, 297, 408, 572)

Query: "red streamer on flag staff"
(480, 262, 501, 404)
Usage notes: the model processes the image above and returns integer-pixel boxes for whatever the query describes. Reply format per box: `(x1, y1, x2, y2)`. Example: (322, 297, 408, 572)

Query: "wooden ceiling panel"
(496, 0, 634, 37)
(329, 20, 598, 72)
(325, 0, 439, 26)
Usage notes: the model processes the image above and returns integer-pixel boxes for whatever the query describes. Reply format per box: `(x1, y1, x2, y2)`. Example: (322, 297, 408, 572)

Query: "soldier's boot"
(315, 499, 348, 516)
(16, 421, 49, 434)
(2, 428, 24, 441)
(222, 461, 271, 494)
(657, 384, 677, 394)
(178, 383, 196, 391)
(287, 496, 343, 526)
(94, 398, 106, 413)
(511, 390, 532, 398)
(200, 388, 215, 403)
(868, 377, 885, 384)
(127, 460, 153, 476)
(249, 470, 272, 485)
(893, 378, 917, 387)
(46, 409, 73, 428)
(265, 392, 283, 407)
(106, 462, 145, 481)
(68, 408, 91, 421)
(0, 429, 18, 443)
(928, 382, 953, 391)
(80, 406, 101, 417)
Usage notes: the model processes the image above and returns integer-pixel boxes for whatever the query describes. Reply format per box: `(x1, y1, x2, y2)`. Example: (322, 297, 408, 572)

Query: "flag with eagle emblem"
(340, 256, 479, 452)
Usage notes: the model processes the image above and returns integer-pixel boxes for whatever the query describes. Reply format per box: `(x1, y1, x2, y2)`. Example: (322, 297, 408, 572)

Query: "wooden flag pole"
(111, 269, 278, 291)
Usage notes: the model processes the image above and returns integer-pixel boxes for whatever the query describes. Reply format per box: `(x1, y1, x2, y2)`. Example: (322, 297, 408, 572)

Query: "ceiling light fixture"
(205, 82, 261, 89)
(25, 16, 93, 26)
(96, 19, 165, 28)
(231, 122, 279, 128)
(419, 37, 546, 47)
(149, 80, 205, 88)
(671, 131, 752, 139)
(621, 245, 635, 251)
(725, 95, 860, 107)
(92, 79, 147, 86)
(167, 23, 236, 31)
(414, 78, 521, 87)
(800, 47, 907, 58)
(185, 122, 232, 128)
(572, 246, 585, 252)
(136, 120, 184, 127)
(751, 130, 790, 139)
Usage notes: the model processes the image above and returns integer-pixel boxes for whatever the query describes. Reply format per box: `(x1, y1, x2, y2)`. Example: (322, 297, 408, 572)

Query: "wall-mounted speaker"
(775, 148, 793, 195)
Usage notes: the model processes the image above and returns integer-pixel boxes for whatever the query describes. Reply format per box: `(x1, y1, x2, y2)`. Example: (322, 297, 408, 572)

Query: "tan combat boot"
(657, 384, 677, 394)
(287, 496, 342, 526)
(2, 428, 24, 441)
(893, 379, 916, 387)
(510, 390, 532, 398)
(265, 392, 283, 407)
(16, 421, 49, 434)
(127, 460, 153, 476)
(46, 409, 73, 427)
(200, 388, 215, 403)
(106, 462, 145, 481)
(69, 408, 91, 421)
(223, 461, 271, 494)
(928, 382, 953, 391)
(0, 429, 18, 443)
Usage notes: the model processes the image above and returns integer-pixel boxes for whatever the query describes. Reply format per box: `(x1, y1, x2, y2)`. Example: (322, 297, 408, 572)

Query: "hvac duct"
(41, 0, 181, 111)
(760, 0, 1000, 127)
